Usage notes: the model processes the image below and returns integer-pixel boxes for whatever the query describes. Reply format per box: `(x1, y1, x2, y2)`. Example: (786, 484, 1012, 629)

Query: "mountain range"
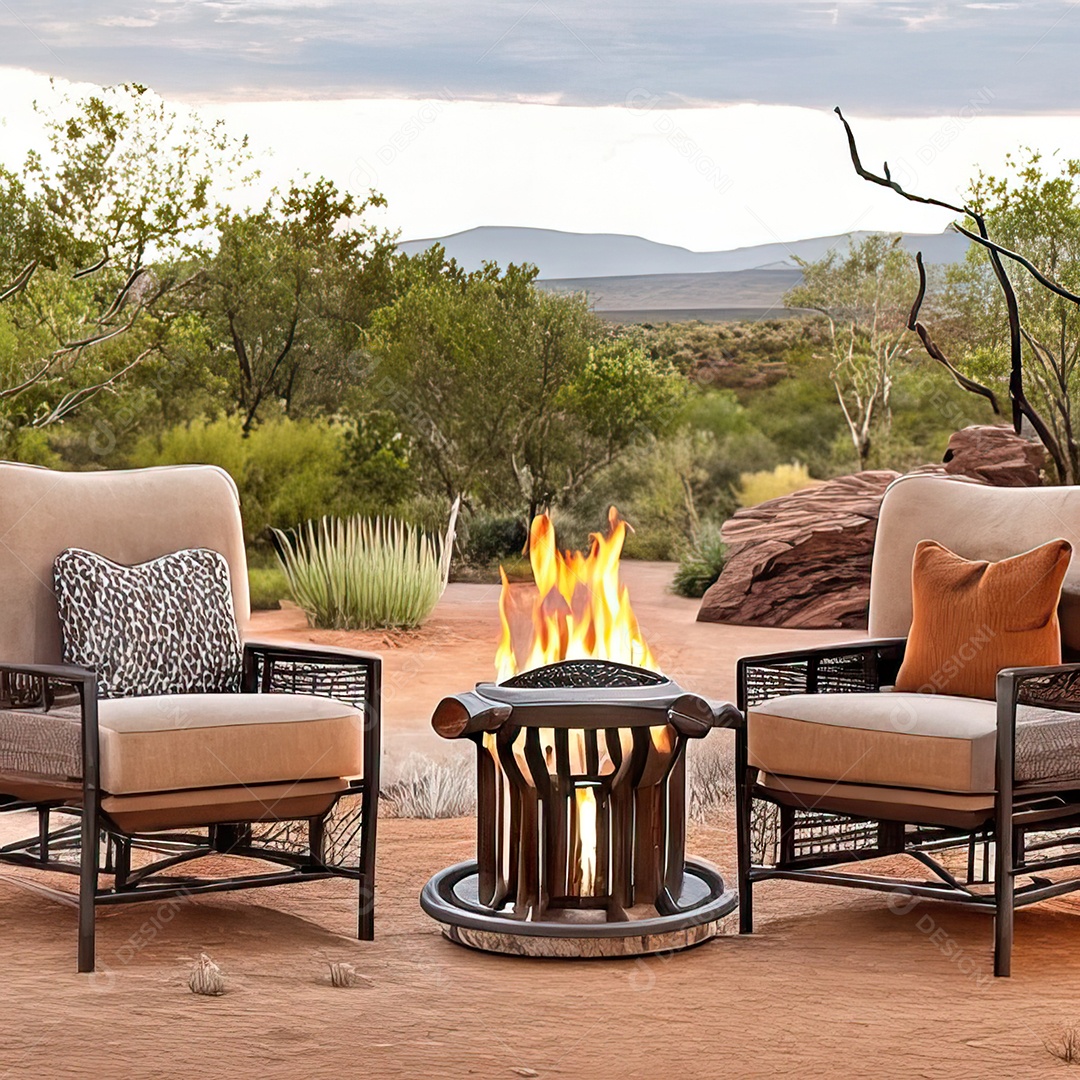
(395, 226, 970, 322)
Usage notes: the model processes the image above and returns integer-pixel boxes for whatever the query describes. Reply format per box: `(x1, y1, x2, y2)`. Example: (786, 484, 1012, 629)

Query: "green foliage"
(364, 253, 685, 518)
(200, 178, 396, 431)
(248, 567, 290, 611)
(786, 235, 918, 467)
(129, 415, 357, 542)
(947, 148, 1080, 482)
(672, 523, 727, 599)
(272, 504, 458, 630)
(340, 410, 415, 514)
(737, 462, 814, 507)
(460, 513, 529, 565)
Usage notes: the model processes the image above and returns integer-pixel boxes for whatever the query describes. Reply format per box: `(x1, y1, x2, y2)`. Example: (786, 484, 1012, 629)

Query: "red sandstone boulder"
(697, 470, 898, 629)
(696, 425, 1047, 630)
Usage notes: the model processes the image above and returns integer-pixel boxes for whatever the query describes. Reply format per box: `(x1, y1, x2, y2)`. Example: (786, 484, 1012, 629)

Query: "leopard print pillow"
(53, 547, 244, 699)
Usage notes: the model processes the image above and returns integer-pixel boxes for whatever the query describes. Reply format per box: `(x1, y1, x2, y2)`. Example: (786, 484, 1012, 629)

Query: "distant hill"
(396, 226, 969, 280)
(537, 267, 805, 314)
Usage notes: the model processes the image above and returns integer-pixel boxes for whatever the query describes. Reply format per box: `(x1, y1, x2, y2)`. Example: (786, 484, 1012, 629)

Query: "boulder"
(697, 470, 898, 629)
(940, 424, 1047, 487)
(696, 426, 1047, 629)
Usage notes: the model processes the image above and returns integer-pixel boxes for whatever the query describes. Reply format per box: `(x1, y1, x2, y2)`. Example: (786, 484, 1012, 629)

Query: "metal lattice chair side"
(735, 474, 1080, 978)
(0, 462, 383, 971)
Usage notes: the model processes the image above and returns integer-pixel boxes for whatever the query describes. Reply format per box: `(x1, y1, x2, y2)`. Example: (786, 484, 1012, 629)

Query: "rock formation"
(697, 426, 1047, 629)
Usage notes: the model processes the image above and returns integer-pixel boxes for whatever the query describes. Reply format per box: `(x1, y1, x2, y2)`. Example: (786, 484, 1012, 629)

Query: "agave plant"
(272, 499, 460, 630)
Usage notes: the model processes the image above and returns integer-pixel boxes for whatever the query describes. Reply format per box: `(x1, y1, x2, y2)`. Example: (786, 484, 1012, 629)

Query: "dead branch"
(907, 252, 1001, 413)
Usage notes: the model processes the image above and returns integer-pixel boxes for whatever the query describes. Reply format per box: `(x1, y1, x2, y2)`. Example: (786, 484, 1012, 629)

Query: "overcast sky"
(0, 1, 1076, 249)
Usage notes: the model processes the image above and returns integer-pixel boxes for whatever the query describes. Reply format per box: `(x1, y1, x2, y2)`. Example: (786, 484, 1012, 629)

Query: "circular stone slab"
(420, 858, 737, 959)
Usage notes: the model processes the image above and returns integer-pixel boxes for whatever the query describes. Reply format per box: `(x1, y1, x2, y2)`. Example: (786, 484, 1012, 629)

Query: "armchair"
(0, 462, 380, 972)
(736, 473, 1080, 976)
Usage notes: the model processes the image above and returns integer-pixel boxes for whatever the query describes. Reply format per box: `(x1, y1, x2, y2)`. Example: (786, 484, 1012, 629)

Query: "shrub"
(737, 462, 814, 507)
(672, 522, 727, 598)
(248, 567, 290, 610)
(272, 500, 460, 629)
(381, 754, 476, 818)
(460, 513, 528, 564)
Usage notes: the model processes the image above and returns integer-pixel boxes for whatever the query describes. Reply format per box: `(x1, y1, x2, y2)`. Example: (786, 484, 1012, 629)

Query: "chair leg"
(994, 814, 1013, 977)
(78, 801, 99, 974)
(735, 728, 753, 934)
(358, 788, 378, 941)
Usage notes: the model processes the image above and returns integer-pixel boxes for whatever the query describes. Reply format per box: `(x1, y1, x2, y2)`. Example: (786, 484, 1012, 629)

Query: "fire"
(495, 506, 657, 683)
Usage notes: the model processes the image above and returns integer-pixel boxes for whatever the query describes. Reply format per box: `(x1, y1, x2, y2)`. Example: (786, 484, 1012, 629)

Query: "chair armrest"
(997, 663, 1080, 713)
(737, 638, 907, 711)
(243, 641, 381, 710)
(0, 661, 97, 710)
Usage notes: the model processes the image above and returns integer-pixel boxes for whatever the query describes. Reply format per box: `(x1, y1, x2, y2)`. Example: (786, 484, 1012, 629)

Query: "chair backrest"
(869, 474, 1080, 652)
(0, 462, 250, 665)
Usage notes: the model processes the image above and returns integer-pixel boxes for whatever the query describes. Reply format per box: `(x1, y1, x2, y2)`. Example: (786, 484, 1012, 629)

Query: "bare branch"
(0, 260, 38, 303)
(907, 252, 1001, 414)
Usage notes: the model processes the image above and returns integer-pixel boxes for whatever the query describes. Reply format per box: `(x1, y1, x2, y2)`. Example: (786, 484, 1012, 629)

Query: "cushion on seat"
(0, 694, 364, 795)
(893, 538, 1071, 700)
(748, 692, 1080, 793)
(757, 772, 995, 830)
(54, 547, 244, 699)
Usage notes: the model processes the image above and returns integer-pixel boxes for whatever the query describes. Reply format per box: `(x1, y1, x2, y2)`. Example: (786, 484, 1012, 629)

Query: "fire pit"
(420, 509, 740, 957)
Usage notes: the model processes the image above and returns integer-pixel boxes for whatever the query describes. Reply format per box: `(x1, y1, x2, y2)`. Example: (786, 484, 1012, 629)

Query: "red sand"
(4, 563, 1080, 1077)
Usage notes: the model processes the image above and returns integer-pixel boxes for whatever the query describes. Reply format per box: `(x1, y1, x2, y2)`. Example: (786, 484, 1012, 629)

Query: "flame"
(495, 506, 657, 682)
(575, 786, 599, 896)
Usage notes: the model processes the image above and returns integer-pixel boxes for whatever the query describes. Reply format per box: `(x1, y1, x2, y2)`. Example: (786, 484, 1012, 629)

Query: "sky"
(0, 1, 1077, 251)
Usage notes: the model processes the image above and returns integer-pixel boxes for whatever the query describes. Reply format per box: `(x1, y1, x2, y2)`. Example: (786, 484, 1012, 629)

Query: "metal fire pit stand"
(421, 660, 740, 958)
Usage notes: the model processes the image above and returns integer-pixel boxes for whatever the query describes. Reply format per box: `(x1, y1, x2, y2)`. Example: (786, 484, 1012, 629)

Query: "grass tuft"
(272, 500, 459, 630)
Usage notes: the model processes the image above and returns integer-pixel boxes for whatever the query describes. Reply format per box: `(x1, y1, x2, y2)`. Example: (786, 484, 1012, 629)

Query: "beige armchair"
(0, 462, 380, 972)
(737, 473, 1080, 976)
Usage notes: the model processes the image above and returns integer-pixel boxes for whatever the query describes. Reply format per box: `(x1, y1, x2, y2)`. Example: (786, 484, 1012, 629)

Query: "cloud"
(0, 0, 1075, 113)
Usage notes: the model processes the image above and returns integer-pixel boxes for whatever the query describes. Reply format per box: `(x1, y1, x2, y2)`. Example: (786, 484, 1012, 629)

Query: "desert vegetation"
(0, 83, 1068, 615)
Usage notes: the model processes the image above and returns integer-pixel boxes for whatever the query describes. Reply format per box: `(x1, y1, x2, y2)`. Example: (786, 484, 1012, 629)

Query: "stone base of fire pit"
(421, 858, 736, 958)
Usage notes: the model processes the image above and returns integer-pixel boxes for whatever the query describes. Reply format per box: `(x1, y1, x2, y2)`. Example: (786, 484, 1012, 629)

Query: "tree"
(947, 150, 1080, 482)
(0, 82, 252, 446)
(364, 252, 685, 518)
(201, 178, 396, 432)
(785, 234, 917, 468)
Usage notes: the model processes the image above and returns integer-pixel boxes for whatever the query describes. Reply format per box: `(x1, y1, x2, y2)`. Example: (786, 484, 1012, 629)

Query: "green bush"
(248, 566, 291, 611)
(130, 415, 357, 543)
(272, 502, 459, 629)
(460, 513, 528, 564)
(672, 523, 727, 598)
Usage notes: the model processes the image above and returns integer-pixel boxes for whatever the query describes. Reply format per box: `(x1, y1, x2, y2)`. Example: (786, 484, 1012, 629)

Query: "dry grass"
(686, 739, 736, 823)
(382, 740, 735, 822)
(381, 755, 476, 819)
(1046, 1025, 1080, 1065)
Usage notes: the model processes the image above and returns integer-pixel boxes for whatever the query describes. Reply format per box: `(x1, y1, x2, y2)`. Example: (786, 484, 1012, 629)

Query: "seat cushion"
(894, 538, 1071, 700)
(0, 693, 364, 795)
(749, 692, 1080, 793)
(54, 547, 244, 699)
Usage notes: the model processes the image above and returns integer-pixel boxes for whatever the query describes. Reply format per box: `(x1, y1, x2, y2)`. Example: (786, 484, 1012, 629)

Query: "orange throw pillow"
(894, 538, 1072, 700)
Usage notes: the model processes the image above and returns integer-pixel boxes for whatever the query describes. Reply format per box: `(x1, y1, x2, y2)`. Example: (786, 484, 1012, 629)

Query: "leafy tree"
(364, 253, 685, 518)
(946, 150, 1080, 481)
(785, 234, 917, 468)
(201, 178, 396, 431)
(0, 82, 251, 449)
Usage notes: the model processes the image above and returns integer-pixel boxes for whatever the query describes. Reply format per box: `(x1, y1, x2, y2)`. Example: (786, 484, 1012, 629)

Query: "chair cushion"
(748, 692, 1080, 793)
(893, 538, 1071, 700)
(0, 693, 364, 795)
(54, 547, 244, 699)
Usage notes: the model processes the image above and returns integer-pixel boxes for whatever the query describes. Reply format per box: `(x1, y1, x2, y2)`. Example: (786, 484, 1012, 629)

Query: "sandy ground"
(5, 563, 1080, 1077)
